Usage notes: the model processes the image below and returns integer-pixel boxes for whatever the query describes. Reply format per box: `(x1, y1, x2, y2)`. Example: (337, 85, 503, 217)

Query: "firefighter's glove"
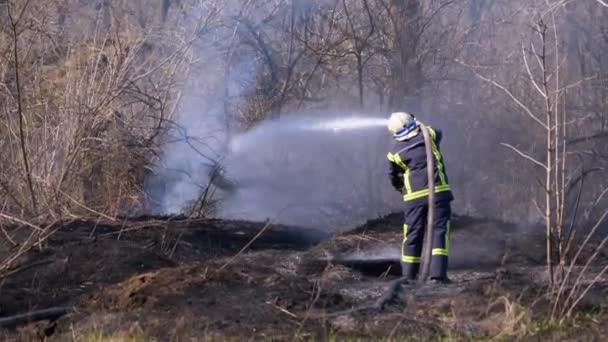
(390, 176, 404, 191)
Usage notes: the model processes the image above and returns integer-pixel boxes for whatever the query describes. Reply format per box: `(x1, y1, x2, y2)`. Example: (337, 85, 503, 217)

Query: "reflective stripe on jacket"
(387, 127, 454, 205)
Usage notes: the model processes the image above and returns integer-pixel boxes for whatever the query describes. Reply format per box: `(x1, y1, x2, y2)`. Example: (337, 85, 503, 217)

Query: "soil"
(0, 214, 607, 341)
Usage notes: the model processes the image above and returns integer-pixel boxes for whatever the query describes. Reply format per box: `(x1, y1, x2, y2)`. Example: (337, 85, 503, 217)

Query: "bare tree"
(5, 0, 37, 215)
(460, 0, 607, 320)
(341, 0, 375, 108)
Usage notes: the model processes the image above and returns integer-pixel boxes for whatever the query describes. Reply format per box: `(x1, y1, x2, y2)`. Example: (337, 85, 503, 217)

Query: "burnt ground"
(0, 214, 607, 341)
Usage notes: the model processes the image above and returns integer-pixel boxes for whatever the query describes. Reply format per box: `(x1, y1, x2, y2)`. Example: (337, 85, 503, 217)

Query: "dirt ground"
(0, 214, 607, 341)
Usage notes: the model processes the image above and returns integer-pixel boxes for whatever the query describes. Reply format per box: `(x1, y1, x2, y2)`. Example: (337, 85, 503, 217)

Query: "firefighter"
(386, 112, 453, 283)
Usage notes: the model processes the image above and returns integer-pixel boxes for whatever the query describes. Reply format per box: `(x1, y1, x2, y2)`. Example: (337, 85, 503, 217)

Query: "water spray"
(215, 114, 393, 226)
(229, 116, 387, 153)
(306, 117, 388, 132)
(150, 113, 392, 224)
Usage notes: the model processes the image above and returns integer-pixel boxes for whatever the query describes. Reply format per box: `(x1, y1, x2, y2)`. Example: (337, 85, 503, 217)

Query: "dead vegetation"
(0, 1, 604, 221)
(0, 0, 607, 340)
(0, 215, 605, 340)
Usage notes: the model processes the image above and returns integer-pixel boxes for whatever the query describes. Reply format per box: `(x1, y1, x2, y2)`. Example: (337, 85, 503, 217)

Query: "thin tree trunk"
(546, 111, 554, 286)
(8, 2, 38, 215)
(539, 21, 554, 285)
(552, 9, 567, 274)
(357, 54, 364, 108)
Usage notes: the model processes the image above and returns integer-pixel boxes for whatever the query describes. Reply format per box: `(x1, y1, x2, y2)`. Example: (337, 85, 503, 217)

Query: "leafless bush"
(461, 0, 608, 320)
(0, 0, 221, 273)
(0, 0, 218, 221)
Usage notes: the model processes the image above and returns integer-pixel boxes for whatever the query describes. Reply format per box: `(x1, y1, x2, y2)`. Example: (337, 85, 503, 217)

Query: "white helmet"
(388, 112, 419, 139)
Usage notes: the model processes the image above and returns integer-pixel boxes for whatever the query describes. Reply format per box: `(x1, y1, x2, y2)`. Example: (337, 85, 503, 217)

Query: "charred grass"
(0, 215, 607, 341)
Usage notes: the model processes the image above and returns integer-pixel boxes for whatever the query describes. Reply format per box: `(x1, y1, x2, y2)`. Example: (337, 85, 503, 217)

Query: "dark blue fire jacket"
(387, 127, 454, 207)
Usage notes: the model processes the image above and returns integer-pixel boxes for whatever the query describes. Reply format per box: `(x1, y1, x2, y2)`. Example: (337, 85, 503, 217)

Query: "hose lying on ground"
(313, 276, 410, 318)
(0, 307, 72, 329)
(315, 124, 438, 319)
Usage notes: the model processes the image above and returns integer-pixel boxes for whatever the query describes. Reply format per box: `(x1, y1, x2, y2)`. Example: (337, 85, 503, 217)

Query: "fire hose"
(418, 123, 435, 283)
(316, 123, 438, 318)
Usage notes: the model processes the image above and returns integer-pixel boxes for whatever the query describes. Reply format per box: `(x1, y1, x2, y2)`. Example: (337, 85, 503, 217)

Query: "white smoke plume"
(142, 2, 399, 228)
(218, 113, 396, 229)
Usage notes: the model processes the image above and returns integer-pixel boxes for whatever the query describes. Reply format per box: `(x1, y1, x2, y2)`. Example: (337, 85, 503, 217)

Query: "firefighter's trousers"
(401, 200, 451, 280)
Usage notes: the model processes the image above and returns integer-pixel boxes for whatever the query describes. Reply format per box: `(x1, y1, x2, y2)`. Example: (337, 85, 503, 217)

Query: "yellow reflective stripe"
(403, 168, 412, 193)
(432, 249, 449, 256)
(403, 184, 451, 201)
(402, 255, 421, 263)
(391, 128, 450, 201)
(391, 153, 408, 173)
(388, 152, 412, 193)
(428, 127, 447, 186)
(432, 220, 451, 257)
(433, 146, 447, 185)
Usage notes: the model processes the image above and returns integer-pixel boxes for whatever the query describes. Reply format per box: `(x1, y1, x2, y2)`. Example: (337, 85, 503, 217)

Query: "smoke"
(142, 24, 393, 224)
(218, 113, 396, 229)
(146, 108, 397, 229)
(144, 2, 260, 215)
(141, 1, 420, 227)
(332, 220, 514, 271)
(143, 0, 608, 232)
(142, 1, 396, 226)
(339, 247, 402, 261)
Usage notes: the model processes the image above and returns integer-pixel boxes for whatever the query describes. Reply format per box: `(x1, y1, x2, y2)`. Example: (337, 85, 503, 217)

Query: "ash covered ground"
(1, 215, 607, 341)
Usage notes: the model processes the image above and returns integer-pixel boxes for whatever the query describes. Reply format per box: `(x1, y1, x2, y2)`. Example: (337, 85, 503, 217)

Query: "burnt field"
(1, 215, 607, 341)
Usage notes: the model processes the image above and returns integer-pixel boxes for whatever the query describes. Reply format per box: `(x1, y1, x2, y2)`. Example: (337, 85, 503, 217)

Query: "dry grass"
(71, 330, 152, 342)
(0, 0, 216, 221)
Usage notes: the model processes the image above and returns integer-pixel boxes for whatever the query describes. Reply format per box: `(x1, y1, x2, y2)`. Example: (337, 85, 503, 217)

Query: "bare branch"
(593, 0, 608, 7)
(522, 45, 547, 98)
(462, 65, 549, 129)
(556, 75, 598, 93)
(562, 209, 608, 317)
(500, 143, 548, 170)
(0, 212, 43, 232)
